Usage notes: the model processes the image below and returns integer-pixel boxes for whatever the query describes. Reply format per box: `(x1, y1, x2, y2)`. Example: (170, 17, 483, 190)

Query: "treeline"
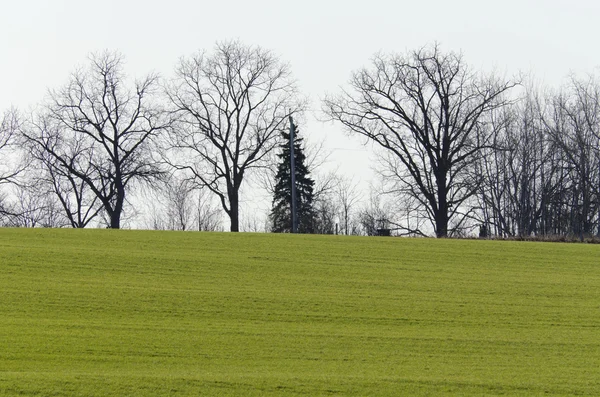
(323, 45, 600, 239)
(0, 41, 599, 238)
(475, 81, 600, 240)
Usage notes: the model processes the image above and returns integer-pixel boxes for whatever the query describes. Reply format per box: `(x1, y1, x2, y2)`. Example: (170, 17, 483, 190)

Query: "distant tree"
(24, 115, 103, 228)
(0, 109, 23, 186)
(145, 178, 222, 232)
(163, 176, 196, 231)
(165, 41, 302, 232)
(358, 188, 395, 236)
(313, 194, 337, 235)
(5, 183, 66, 228)
(0, 109, 28, 223)
(474, 77, 600, 239)
(324, 44, 517, 237)
(334, 175, 362, 235)
(545, 75, 600, 238)
(21, 51, 170, 228)
(475, 90, 560, 238)
(270, 120, 315, 233)
(194, 188, 223, 232)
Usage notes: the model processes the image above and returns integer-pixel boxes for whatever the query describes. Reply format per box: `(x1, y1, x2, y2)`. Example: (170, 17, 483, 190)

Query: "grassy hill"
(0, 228, 599, 396)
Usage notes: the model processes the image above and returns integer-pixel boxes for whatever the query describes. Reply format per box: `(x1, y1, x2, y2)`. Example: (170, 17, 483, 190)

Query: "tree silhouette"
(166, 41, 302, 232)
(324, 44, 517, 237)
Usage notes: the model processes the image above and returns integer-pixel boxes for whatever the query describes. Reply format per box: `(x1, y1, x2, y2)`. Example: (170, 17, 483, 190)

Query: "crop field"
(0, 228, 599, 396)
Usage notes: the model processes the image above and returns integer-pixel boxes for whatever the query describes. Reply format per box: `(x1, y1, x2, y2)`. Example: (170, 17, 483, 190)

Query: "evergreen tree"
(270, 122, 315, 233)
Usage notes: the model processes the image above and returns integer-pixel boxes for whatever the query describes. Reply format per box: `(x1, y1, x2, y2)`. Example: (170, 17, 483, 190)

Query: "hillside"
(1, 229, 599, 396)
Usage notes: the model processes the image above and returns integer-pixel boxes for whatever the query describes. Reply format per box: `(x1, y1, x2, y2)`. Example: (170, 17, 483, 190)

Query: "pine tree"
(270, 122, 315, 233)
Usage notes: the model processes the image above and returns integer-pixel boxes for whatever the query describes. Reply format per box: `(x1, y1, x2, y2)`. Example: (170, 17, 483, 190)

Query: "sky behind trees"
(3, 0, 600, 111)
(2, 0, 600, 230)
(3, 1, 599, 144)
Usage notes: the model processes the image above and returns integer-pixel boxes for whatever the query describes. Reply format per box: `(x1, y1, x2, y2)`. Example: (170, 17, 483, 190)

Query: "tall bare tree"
(165, 41, 302, 232)
(21, 52, 170, 228)
(324, 45, 517, 237)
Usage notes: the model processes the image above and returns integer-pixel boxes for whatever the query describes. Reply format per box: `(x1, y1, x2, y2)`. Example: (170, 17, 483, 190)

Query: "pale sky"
(3, 0, 599, 111)
(2, 0, 600, 227)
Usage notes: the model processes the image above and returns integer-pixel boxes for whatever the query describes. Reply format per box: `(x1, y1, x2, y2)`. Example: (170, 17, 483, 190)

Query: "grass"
(0, 228, 599, 396)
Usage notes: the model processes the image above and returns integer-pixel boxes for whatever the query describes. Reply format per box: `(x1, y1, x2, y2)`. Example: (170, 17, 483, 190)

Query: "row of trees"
(1, 42, 599, 238)
(4, 42, 301, 232)
(475, 80, 600, 239)
(323, 45, 600, 238)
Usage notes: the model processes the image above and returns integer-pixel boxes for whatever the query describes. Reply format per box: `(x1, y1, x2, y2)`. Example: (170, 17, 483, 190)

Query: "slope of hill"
(1, 229, 599, 396)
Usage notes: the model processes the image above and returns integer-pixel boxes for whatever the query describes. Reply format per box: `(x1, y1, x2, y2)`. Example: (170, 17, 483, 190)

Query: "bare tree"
(242, 205, 270, 232)
(0, 109, 29, 222)
(324, 44, 517, 237)
(334, 175, 362, 235)
(195, 187, 222, 231)
(5, 183, 67, 228)
(23, 115, 103, 228)
(162, 177, 223, 231)
(21, 52, 169, 228)
(0, 109, 25, 185)
(479, 91, 563, 238)
(144, 178, 222, 232)
(313, 194, 337, 234)
(473, 76, 600, 240)
(358, 189, 395, 236)
(164, 176, 195, 231)
(544, 75, 600, 238)
(165, 41, 302, 232)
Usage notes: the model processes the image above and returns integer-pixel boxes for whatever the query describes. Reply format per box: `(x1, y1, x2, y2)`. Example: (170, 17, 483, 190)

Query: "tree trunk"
(109, 183, 125, 229)
(435, 166, 449, 238)
(435, 209, 449, 238)
(229, 189, 239, 232)
(110, 212, 121, 229)
(435, 193, 449, 238)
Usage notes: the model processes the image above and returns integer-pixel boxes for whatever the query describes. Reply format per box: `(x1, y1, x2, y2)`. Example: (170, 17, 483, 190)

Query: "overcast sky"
(3, 0, 600, 109)
(2, 0, 600, 225)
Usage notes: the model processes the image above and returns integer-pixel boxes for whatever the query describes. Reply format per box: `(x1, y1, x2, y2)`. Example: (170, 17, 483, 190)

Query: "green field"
(1, 229, 599, 396)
